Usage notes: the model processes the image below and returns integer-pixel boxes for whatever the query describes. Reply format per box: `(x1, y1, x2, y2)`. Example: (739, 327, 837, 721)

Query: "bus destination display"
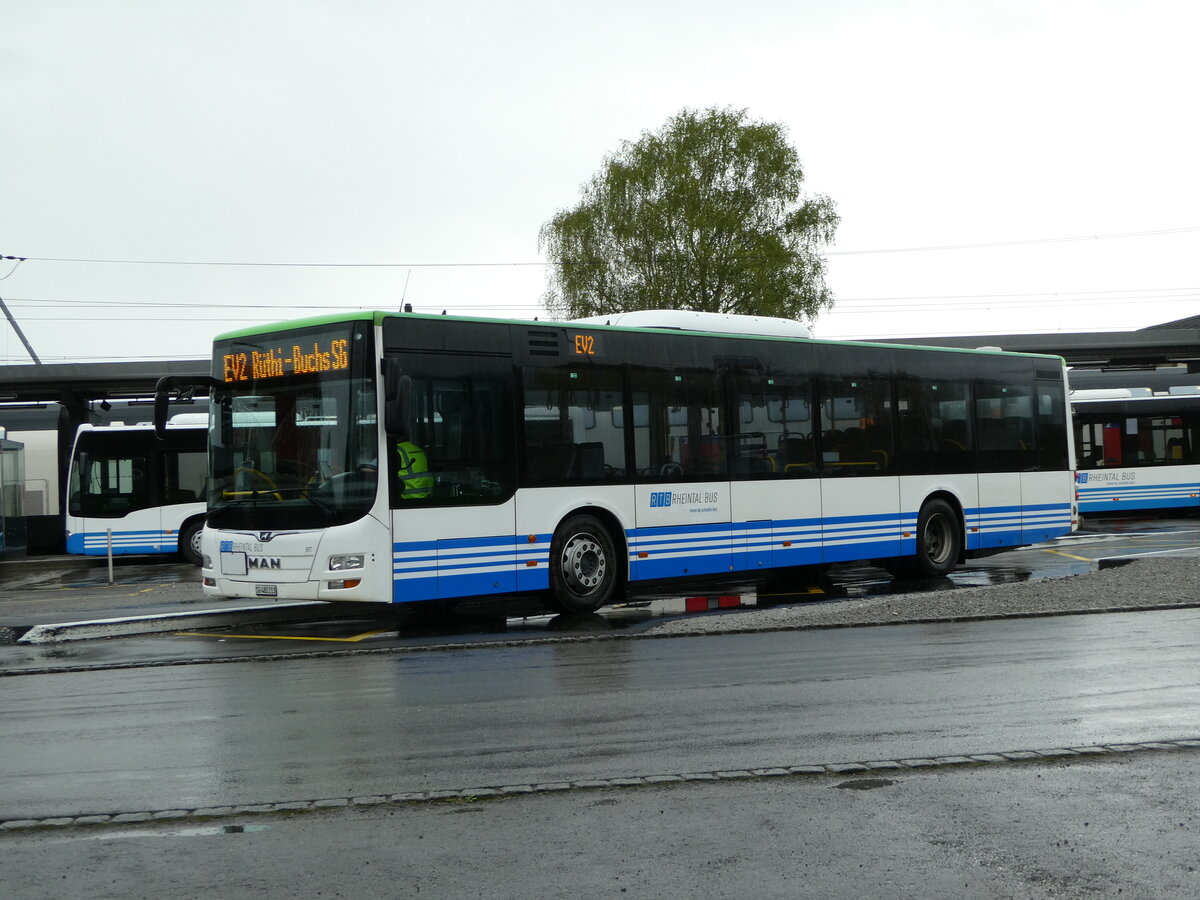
(222, 338, 350, 383)
(571, 333, 604, 357)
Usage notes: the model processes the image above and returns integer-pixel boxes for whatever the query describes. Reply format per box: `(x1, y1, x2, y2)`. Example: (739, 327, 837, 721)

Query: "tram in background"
(65, 418, 208, 564)
(158, 309, 1078, 614)
(1071, 368, 1200, 514)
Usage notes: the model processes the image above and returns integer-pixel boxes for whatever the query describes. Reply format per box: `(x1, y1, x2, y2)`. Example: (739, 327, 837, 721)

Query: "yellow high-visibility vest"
(397, 441, 432, 499)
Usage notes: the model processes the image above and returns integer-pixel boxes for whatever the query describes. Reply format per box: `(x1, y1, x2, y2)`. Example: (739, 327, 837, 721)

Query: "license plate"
(255, 584, 278, 597)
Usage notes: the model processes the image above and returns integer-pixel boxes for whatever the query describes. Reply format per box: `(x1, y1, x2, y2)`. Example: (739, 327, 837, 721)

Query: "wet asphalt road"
(3, 515, 1200, 899)
(2, 513, 1199, 668)
(6, 752, 1197, 900)
(3, 605, 1197, 822)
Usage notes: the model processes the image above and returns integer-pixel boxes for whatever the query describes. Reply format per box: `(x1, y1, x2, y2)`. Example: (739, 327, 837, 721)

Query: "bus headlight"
(202, 554, 213, 569)
(328, 554, 365, 571)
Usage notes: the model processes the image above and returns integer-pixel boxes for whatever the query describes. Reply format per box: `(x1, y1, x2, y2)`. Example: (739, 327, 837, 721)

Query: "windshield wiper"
(254, 486, 339, 518)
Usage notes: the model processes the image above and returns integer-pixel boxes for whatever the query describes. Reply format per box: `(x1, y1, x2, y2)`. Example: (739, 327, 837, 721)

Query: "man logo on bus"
(650, 491, 673, 508)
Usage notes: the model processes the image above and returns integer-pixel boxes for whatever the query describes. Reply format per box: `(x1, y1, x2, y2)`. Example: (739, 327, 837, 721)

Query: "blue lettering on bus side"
(650, 491, 673, 508)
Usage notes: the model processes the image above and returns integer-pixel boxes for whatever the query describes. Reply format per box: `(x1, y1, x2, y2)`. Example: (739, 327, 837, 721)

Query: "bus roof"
(213, 309, 1067, 363)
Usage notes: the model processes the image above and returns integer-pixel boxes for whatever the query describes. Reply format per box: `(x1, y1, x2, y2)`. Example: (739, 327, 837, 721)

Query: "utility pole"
(0, 254, 39, 364)
(0, 293, 40, 364)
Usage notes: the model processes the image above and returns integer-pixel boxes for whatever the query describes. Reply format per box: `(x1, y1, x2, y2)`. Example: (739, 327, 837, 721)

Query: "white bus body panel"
(1076, 465, 1200, 513)
(391, 500, 519, 603)
(66, 503, 205, 556)
(203, 513, 393, 602)
(1020, 471, 1076, 544)
(820, 476, 902, 563)
(730, 480, 823, 571)
(633, 481, 733, 580)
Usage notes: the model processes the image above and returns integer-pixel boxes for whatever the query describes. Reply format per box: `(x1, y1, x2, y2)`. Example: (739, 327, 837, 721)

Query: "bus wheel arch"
(179, 516, 206, 567)
(547, 508, 626, 614)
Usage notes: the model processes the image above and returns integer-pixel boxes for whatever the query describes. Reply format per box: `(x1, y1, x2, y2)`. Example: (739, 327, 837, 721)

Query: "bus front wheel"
(549, 514, 618, 614)
(180, 518, 205, 567)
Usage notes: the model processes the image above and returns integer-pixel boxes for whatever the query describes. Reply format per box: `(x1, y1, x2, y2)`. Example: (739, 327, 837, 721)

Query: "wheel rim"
(922, 513, 953, 565)
(190, 527, 203, 558)
(560, 532, 607, 596)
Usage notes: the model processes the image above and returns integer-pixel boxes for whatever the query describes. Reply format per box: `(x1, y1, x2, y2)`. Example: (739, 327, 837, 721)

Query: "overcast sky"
(3, 0, 1198, 363)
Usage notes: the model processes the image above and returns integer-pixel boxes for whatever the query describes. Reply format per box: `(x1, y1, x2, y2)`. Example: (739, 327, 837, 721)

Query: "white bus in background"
(65, 417, 208, 564)
(1072, 386, 1200, 515)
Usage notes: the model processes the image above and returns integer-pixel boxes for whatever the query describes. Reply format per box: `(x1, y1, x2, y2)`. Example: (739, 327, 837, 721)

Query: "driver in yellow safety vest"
(396, 440, 433, 500)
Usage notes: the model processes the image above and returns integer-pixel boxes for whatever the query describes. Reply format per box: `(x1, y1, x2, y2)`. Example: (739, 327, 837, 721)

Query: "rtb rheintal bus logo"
(649, 491, 673, 508)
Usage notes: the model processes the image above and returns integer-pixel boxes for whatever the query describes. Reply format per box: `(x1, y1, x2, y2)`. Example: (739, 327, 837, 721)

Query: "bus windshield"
(207, 322, 378, 531)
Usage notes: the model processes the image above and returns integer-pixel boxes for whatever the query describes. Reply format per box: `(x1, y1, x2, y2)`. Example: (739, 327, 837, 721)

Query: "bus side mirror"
(383, 358, 412, 440)
(153, 378, 174, 440)
(153, 375, 220, 440)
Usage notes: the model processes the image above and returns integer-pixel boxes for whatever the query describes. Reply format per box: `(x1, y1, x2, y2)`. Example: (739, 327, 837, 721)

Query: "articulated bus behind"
(66, 419, 208, 564)
(1073, 392, 1200, 514)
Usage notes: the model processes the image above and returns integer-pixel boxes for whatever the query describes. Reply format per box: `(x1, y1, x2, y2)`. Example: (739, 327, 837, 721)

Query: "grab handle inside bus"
(383, 358, 412, 440)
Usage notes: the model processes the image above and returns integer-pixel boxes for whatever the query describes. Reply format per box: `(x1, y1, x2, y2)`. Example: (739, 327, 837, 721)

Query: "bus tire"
(549, 514, 618, 614)
(882, 498, 961, 579)
(180, 518, 205, 567)
(912, 498, 960, 577)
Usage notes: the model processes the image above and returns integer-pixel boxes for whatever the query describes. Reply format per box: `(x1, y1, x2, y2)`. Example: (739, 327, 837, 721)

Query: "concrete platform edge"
(14, 602, 328, 644)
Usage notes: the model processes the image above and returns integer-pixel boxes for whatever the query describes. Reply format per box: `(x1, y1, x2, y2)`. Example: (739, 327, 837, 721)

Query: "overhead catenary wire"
(10, 224, 1200, 270)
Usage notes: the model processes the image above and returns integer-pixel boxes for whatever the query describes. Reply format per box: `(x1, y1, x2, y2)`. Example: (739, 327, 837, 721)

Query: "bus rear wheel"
(885, 498, 961, 579)
(180, 518, 205, 567)
(549, 514, 618, 614)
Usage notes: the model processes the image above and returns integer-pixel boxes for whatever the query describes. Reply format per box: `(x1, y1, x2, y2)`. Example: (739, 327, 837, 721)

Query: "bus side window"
(631, 368, 724, 479)
(734, 374, 813, 478)
(819, 377, 893, 476)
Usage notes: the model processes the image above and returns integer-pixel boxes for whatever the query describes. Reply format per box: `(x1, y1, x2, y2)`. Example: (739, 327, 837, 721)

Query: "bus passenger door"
(974, 382, 1035, 550)
(1021, 380, 1074, 544)
(387, 360, 519, 604)
(629, 375, 732, 581)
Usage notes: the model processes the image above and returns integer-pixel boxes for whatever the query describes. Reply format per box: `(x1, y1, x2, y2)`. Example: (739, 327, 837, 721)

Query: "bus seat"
(898, 413, 934, 451)
(571, 442, 606, 480)
(939, 419, 968, 451)
(977, 418, 1004, 451)
(777, 436, 807, 465)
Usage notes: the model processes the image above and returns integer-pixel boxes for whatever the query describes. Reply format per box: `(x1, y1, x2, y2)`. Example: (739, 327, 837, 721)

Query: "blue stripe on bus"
(389, 503, 1074, 603)
(1077, 481, 1200, 513)
(67, 531, 179, 555)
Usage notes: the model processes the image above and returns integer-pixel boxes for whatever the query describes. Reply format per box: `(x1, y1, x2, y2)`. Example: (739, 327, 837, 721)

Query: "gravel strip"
(641, 557, 1200, 637)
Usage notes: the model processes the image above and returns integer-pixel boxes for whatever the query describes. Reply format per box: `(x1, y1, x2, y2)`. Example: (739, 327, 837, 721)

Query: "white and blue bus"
(159, 310, 1077, 613)
(1073, 390, 1200, 514)
(66, 420, 208, 564)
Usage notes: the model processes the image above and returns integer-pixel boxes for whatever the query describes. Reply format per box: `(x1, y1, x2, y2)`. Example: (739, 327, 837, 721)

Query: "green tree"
(540, 106, 839, 322)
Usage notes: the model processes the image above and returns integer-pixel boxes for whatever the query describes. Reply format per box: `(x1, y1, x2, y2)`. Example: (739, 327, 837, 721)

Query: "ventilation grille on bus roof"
(527, 330, 560, 357)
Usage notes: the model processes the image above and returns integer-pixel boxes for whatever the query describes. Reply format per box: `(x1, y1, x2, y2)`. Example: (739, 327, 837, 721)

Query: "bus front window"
(207, 326, 378, 531)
